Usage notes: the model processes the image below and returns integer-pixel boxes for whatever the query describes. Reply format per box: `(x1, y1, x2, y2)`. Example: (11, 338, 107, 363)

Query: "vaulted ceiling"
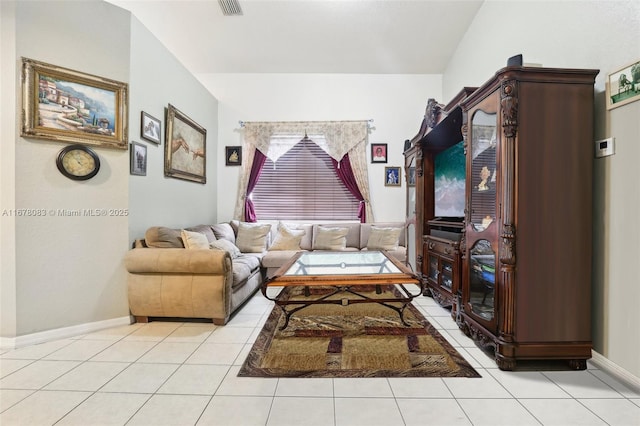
(107, 0, 484, 75)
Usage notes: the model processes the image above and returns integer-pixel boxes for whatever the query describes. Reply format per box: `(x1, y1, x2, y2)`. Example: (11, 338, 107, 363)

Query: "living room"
(1, 0, 639, 424)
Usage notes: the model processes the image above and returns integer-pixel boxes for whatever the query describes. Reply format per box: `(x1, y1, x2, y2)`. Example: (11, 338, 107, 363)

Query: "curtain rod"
(238, 119, 374, 128)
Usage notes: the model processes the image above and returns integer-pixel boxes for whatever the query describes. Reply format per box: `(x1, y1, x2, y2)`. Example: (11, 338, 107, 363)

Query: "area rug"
(238, 285, 480, 378)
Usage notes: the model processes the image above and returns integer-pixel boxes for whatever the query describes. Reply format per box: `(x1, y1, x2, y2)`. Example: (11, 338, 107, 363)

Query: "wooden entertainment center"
(404, 66, 599, 370)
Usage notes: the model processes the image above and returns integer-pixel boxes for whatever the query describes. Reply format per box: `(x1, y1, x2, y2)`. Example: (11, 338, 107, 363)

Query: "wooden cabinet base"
(459, 312, 591, 371)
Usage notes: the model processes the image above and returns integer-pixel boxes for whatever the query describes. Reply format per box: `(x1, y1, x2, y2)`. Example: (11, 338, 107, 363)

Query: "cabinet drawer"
(426, 238, 458, 257)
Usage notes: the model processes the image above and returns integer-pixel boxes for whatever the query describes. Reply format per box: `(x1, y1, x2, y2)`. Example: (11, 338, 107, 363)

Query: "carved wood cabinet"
(458, 66, 599, 370)
(425, 234, 460, 310)
(404, 95, 467, 312)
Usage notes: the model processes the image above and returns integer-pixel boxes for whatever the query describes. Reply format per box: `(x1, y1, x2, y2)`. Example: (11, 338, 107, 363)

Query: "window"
(251, 138, 360, 220)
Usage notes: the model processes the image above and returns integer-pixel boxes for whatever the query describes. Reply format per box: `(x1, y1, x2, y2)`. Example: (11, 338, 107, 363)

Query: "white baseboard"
(591, 350, 640, 392)
(0, 316, 133, 351)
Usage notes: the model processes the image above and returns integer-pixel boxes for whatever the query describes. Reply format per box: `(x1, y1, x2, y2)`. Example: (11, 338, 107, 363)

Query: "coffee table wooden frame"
(261, 250, 422, 330)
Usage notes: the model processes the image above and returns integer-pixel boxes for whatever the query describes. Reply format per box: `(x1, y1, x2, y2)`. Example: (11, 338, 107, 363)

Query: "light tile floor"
(1, 291, 639, 426)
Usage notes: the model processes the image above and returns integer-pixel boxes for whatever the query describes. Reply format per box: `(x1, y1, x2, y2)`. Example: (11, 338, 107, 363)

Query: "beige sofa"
(124, 221, 406, 325)
(260, 221, 406, 278)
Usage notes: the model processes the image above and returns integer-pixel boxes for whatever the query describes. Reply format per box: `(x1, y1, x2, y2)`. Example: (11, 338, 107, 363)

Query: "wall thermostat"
(595, 137, 615, 158)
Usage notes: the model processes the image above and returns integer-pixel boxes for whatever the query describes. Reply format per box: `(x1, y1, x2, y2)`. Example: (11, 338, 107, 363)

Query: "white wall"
(443, 0, 640, 379)
(0, 0, 18, 338)
(198, 73, 441, 223)
(9, 0, 131, 335)
(128, 17, 218, 241)
(0, 0, 219, 341)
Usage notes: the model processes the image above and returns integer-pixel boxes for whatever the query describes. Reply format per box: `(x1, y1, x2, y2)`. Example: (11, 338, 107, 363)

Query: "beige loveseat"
(124, 221, 406, 325)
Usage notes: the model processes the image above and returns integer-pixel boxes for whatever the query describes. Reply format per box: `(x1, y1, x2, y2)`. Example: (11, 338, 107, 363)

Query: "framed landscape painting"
(21, 57, 128, 149)
(164, 104, 207, 183)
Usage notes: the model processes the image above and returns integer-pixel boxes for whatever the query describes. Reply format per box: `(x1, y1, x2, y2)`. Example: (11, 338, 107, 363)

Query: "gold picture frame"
(164, 104, 207, 183)
(385, 166, 401, 187)
(21, 57, 128, 149)
(606, 59, 640, 110)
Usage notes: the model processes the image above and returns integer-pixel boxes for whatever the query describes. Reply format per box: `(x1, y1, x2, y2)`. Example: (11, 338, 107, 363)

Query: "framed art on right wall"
(606, 59, 640, 110)
(385, 166, 401, 187)
(371, 143, 388, 163)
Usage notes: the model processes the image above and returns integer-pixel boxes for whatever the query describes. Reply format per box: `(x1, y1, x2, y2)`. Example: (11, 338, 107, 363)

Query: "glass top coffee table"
(261, 250, 422, 329)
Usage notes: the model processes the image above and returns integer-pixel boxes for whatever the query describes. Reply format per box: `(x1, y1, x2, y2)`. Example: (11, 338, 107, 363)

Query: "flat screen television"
(434, 140, 465, 218)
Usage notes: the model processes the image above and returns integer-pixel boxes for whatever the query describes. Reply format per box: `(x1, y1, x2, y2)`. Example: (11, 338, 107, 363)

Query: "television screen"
(434, 140, 465, 217)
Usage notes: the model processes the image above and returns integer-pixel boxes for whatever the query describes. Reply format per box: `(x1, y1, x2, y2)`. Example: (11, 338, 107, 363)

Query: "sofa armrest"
(124, 248, 232, 275)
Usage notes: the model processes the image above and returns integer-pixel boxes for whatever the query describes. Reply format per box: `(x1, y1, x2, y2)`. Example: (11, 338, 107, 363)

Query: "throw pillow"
(184, 224, 216, 243)
(181, 229, 210, 249)
(268, 222, 306, 251)
(366, 227, 402, 250)
(145, 226, 184, 248)
(211, 223, 236, 244)
(235, 222, 272, 253)
(313, 226, 349, 250)
(209, 239, 241, 258)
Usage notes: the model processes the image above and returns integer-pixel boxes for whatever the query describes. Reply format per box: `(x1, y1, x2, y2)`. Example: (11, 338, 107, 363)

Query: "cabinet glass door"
(427, 254, 438, 282)
(469, 239, 495, 321)
(469, 110, 497, 231)
(406, 156, 417, 271)
(441, 260, 453, 291)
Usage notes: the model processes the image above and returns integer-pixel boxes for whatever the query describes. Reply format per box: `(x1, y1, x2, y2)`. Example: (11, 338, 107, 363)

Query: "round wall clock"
(56, 144, 100, 180)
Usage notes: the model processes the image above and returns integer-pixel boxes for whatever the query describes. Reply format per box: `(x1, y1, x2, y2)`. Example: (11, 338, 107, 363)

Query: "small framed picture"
(371, 143, 388, 163)
(606, 59, 640, 110)
(225, 146, 242, 166)
(130, 141, 147, 176)
(385, 166, 401, 187)
(141, 111, 161, 144)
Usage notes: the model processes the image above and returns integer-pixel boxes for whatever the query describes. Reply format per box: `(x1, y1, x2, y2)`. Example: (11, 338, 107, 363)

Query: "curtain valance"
(241, 121, 369, 162)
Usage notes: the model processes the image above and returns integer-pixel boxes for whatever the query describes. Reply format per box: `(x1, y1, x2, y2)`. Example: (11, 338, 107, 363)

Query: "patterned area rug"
(238, 285, 480, 378)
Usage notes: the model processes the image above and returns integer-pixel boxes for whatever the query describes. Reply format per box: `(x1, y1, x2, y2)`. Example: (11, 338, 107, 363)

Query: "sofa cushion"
(361, 222, 405, 248)
(212, 223, 236, 244)
(269, 222, 305, 251)
(181, 229, 210, 249)
(209, 239, 241, 258)
(374, 246, 407, 264)
(231, 253, 262, 290)
(279, 223, 313, 250)
(145, 226, 184, 248)
(184, 224, 216, 243)
(313, 223, 361, 249)
(236, 222, 272, 253)
(313, 226, 349, 250)
(261, 250, 304, 269)
(366, 226, 403, 250)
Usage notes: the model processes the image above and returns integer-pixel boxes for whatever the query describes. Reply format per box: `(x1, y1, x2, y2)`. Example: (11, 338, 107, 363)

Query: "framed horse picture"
(606, 59, 640, 110)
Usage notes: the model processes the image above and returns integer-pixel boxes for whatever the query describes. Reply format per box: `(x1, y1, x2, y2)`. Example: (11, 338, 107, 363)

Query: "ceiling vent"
(219, 0, 243, 16)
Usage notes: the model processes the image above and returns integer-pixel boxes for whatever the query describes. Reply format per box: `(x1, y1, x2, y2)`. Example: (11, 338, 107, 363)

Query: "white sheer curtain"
(233, 120, 374, 221)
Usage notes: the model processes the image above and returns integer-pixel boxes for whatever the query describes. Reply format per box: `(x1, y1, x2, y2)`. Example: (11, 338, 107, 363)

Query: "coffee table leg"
(276, 302, 315, 330)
